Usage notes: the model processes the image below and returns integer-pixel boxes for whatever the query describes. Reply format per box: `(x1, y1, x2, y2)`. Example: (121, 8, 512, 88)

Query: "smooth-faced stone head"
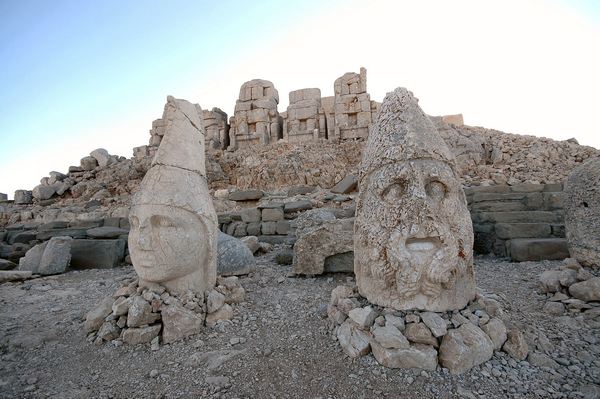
(129, 97, 217, 296)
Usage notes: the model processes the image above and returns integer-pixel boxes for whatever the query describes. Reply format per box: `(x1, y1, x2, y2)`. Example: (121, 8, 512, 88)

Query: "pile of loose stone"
(84, 275, 245, 347)
(328, 285, 529, 374)
(539, 258, 600, 317)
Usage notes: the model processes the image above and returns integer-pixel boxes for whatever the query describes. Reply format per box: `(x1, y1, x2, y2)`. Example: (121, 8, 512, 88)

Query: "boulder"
(293, 215, 354, 275)
(161, 303, 204, 344)
(569, 277, 600, 302)
(439, 323, 494, 374)
(90, 148, 112, 168)
(37, 236, 72, 275)
(503, 328, 529, 360)
(206, 303, 233, 327)
(480, 318, 507, 350)
(539, 270, 562, 293)
(240, 236, 260, 254)
(80, 156, 98, 171)
(70, 239, 126, 269)
(217, 232, 255, 276)
(564, 157, 600, 267)
(371, 341, 438, 370)
(32, 184, 59, 200)
(18, 242, 48, 273)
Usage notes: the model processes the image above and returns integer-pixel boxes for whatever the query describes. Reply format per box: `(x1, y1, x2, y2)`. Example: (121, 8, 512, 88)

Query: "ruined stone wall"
(228, 79, 281, 150)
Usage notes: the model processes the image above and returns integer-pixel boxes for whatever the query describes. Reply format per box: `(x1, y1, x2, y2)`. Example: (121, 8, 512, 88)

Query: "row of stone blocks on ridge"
(1, 218, 129, 268)
(467, 183, 569, 261)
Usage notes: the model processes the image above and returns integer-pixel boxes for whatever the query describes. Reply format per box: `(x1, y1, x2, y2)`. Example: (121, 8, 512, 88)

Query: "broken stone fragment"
(480, 318, 507, 350)
(569, 277, 600, 302)
(502, 328, 529, 360)
(439, 323, 494, 374)
(371, 324, 410, 349)
(162, 303, 205, 344)
(404, 322, 438, 347)
(97, 321, 120, 341)
(84, 296, 114, 333)
(112, 296, 132, 316)
(371, 341, 438, 370)
(336, 319, 372, 358)
(127, 296, 160, 328)
(420, 312, 447, 337)
(348, 306, 377, 328)
(205, 304, 233, 327)
(206, 289, 226, 313)
(123, 325, 161, 345)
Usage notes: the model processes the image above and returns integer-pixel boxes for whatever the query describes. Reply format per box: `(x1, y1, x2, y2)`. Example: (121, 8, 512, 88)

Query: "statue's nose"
(138, 226, 152, 250)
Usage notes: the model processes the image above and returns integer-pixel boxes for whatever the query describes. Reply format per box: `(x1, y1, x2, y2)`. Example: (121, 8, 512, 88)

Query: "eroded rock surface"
(354, 87, 475, 311)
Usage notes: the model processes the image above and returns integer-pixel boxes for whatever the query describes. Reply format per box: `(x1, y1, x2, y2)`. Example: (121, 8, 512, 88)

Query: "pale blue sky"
(1, 0, 599, 197)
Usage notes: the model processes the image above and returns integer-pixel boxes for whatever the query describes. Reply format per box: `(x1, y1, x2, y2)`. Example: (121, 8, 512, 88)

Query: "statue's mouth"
(405, 237, 441, 252)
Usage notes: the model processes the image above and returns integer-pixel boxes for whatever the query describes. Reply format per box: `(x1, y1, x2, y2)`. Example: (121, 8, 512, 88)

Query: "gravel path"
(1, 252, 599, 399)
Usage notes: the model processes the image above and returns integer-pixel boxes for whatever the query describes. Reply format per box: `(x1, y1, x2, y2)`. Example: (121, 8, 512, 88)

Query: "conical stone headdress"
(132, 96, 214, 218)
(360, 87, 456, 182)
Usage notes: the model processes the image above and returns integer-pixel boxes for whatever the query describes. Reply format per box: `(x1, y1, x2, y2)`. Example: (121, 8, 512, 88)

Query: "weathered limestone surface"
(329, 68, 378, 142)
(564, 157, 600, 267)
(202, 108, 229, 150)
(228, 79, 281, 150)
(354, 88, 475, 312)
(129, 96, 218, 296)
(293, 210, 354, 275)
(283, 88, 326, 142)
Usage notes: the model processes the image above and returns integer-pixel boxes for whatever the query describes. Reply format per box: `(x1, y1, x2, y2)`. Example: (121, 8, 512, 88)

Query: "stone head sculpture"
(129, 96, 218, 296)
(355, 88, 475, 311)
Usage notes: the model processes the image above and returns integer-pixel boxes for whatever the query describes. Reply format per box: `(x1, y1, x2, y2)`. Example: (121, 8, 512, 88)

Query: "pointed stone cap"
(360, 87, 455, 180)
(152, 96, 206, 177)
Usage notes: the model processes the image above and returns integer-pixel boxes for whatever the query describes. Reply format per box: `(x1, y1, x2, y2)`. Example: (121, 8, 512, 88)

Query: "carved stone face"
(355, 159, 475, 311)
(129, 204, 209, 283)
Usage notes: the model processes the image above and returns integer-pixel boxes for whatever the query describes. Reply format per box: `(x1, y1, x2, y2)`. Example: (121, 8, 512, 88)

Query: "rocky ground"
(1, 251, 599, 399)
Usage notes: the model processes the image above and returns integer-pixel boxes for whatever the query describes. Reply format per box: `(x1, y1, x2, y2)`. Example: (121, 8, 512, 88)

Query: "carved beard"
(365, 221, 467, 301)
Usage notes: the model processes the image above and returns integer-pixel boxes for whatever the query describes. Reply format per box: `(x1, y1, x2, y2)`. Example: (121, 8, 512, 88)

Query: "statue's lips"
(133, 253, 155, 268)
(405, 237, 441, 252)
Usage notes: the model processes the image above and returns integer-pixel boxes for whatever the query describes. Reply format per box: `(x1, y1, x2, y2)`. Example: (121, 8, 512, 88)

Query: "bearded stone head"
(354, 88, 475, 311)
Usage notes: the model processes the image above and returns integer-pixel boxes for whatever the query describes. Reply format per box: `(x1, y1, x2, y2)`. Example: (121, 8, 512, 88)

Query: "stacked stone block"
(329, 67, 377, 141)
(467, 183, 568, 261)
(202, 107, 230, 150)
(228, 79, 282, 150)
(282, 88, 327, 142)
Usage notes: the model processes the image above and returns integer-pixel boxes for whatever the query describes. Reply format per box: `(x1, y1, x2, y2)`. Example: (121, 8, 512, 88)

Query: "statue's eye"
(382, 181, 407, 204)
(426, 181, 447, 202)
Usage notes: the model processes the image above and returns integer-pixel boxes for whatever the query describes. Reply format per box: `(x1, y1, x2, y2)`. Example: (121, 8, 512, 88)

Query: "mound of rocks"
(328, 284, 527, 374)
(538, 258, 600, 316)
(84, 276, 245, 347)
